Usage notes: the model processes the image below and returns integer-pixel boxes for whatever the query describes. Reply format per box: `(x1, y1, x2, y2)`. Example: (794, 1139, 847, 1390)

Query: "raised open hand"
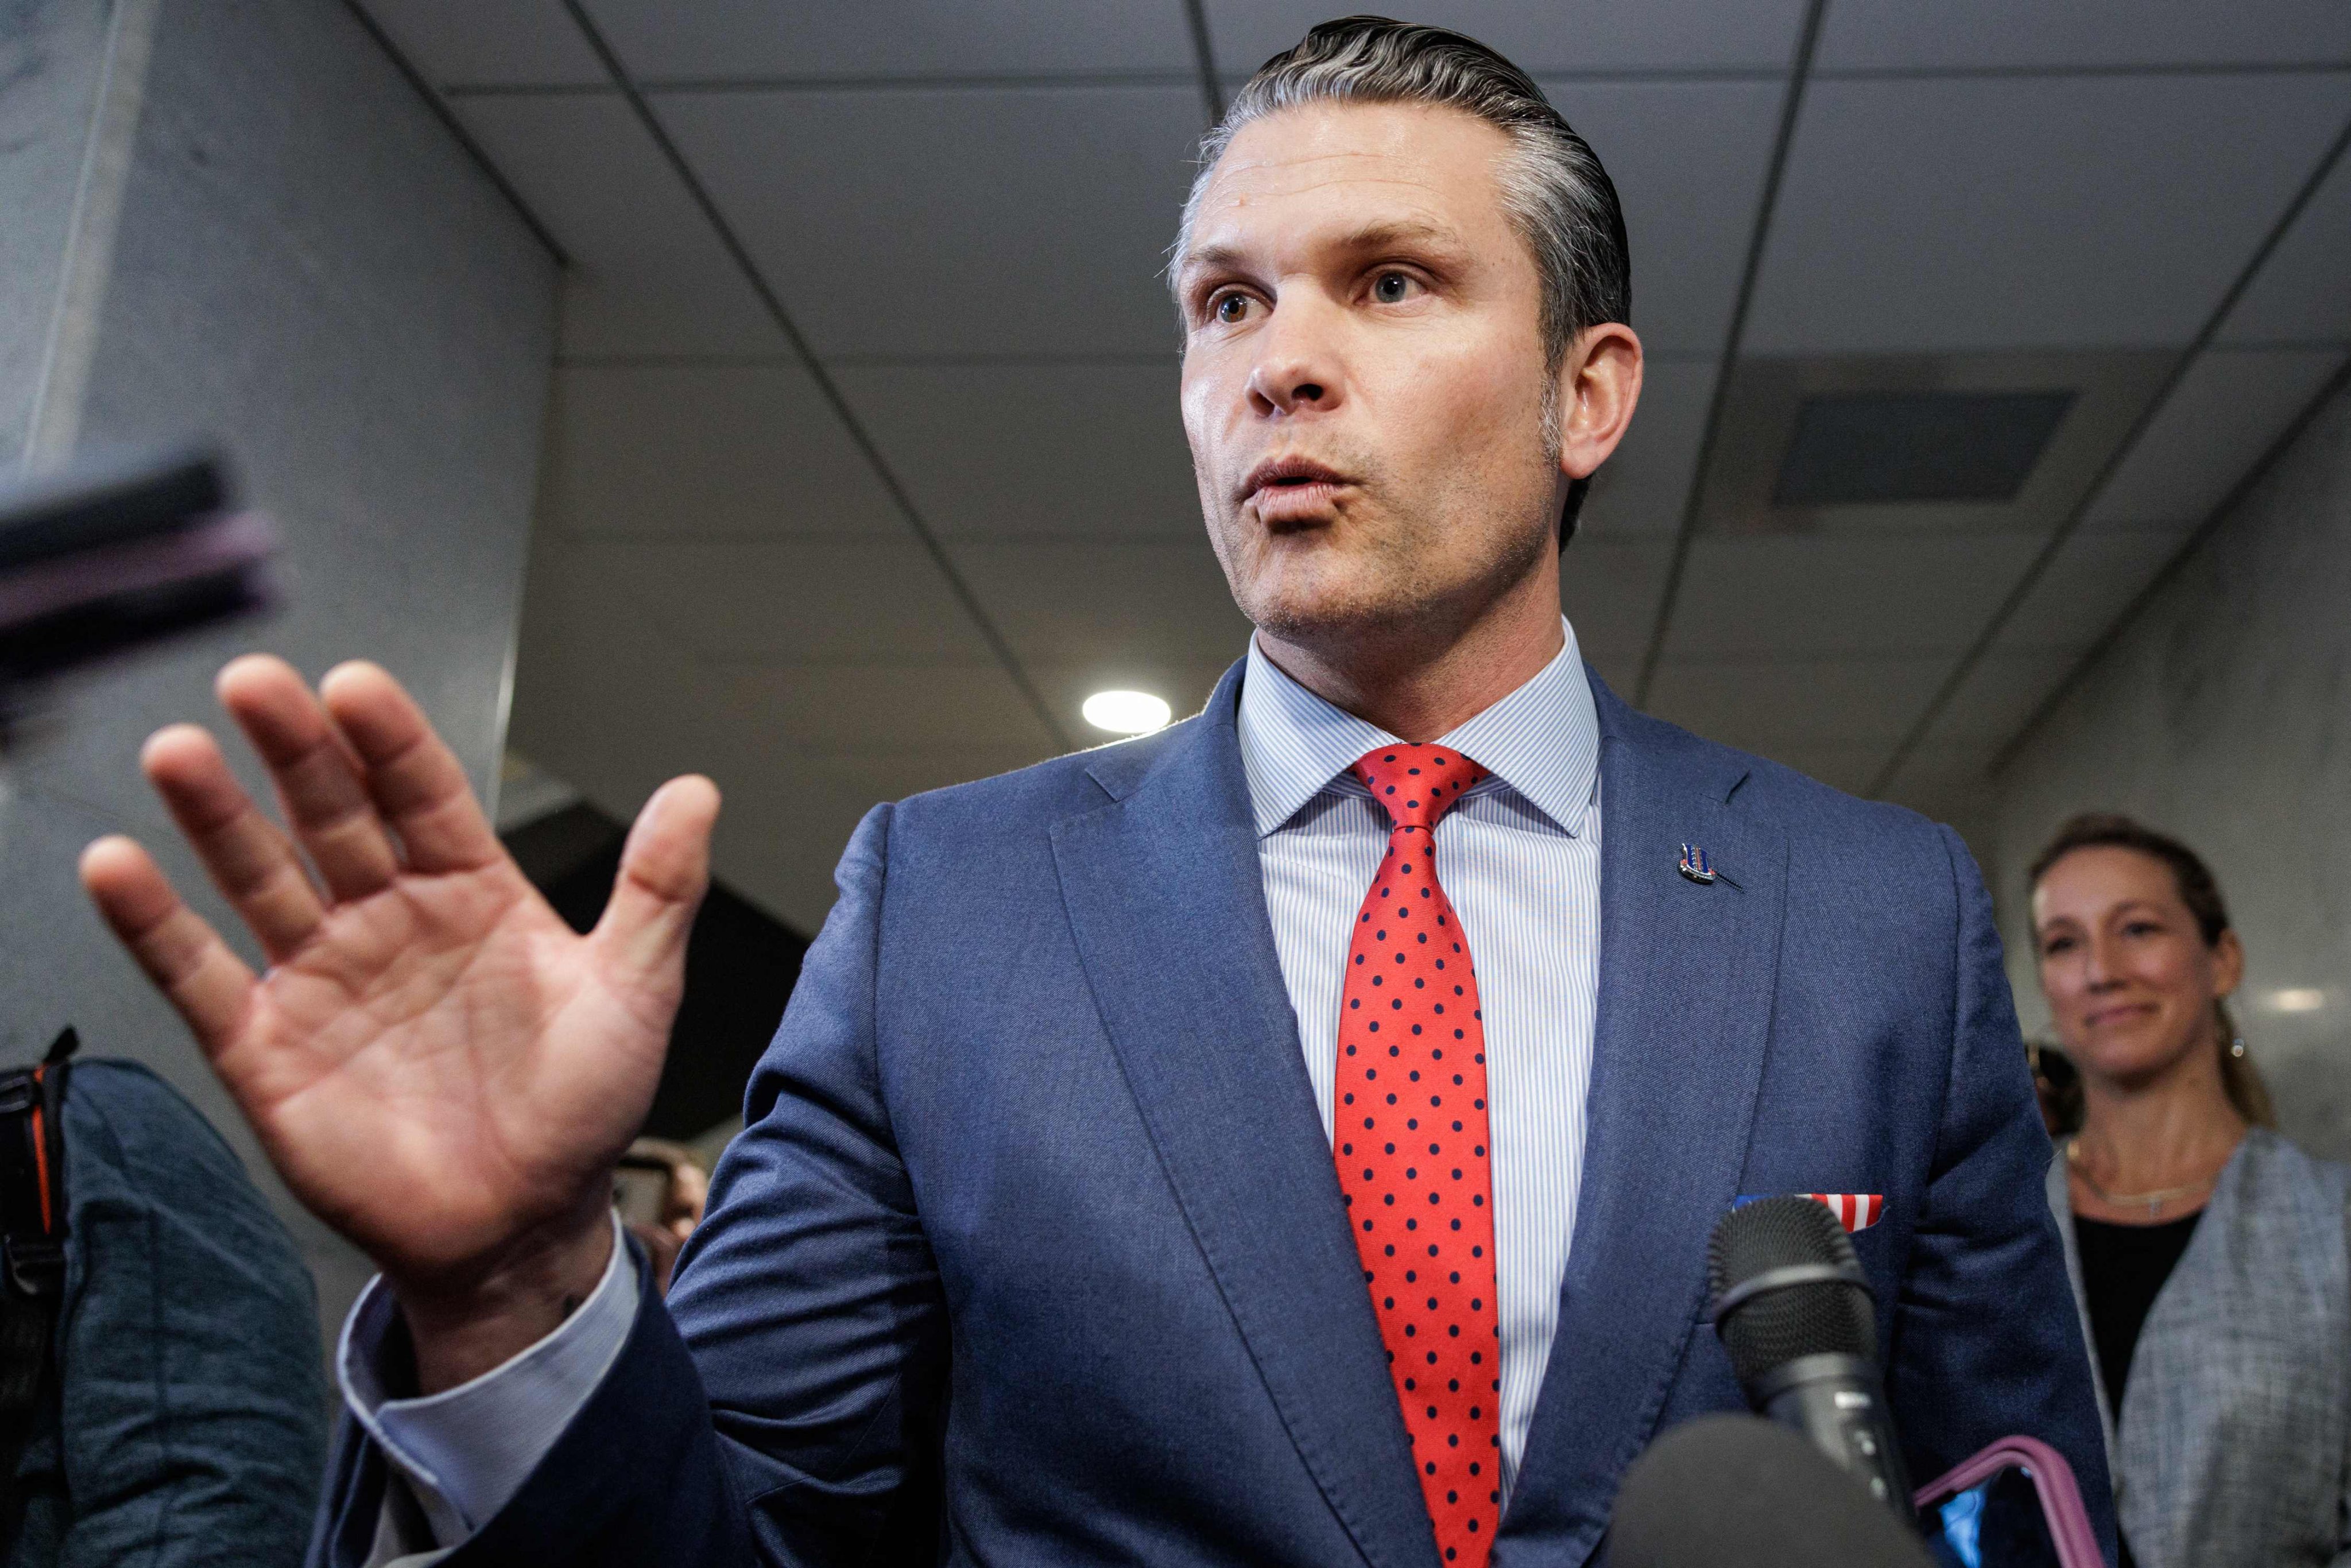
(79, 656, 718, 1386)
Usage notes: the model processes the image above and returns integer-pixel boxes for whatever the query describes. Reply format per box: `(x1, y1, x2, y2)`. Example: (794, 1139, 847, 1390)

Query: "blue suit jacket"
(316, 666, 2115, 1566)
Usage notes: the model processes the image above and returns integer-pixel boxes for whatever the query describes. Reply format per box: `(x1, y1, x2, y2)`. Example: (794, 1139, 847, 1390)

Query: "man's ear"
(1556, 323, 1643, 482)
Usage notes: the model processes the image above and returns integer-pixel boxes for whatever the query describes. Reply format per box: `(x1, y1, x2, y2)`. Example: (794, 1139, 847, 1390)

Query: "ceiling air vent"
(1771, 390, 2075, 507)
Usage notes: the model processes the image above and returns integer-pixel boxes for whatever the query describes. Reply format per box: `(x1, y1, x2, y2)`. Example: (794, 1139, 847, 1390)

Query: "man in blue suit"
(80, 18, 2112, 1567)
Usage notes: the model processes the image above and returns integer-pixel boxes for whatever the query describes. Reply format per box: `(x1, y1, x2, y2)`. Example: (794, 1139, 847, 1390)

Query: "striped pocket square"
(1733, 1192, 1885, 1232)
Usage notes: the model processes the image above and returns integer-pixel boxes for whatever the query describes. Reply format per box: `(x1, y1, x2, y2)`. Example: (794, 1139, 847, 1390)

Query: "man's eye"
(1373, 272, 1414, 303)
(1213, 293, 1250, 324)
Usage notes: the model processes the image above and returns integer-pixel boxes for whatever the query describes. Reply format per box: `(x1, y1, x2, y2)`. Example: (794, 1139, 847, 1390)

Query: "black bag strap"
(0, 1027, 75, 1525)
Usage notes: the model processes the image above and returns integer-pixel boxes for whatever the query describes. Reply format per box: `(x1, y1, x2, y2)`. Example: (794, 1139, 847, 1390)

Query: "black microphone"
(1708, 1195, 1913, 1515)
(1612, 1414, 1933, 1568)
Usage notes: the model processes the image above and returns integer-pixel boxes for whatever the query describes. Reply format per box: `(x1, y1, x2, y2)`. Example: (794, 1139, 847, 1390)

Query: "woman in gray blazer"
(2029, 813, 2350, 1568)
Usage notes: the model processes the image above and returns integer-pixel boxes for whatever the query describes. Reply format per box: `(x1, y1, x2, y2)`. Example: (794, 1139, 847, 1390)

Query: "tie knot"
(1350, 744, 1489, 834)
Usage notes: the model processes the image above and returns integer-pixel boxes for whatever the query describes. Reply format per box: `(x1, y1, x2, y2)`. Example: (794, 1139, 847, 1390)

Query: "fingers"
(319, 661, 503, 874)
(591, 776, 720, 996)
(140, 724, 326, 959)
(79, 836, 258, 1059)
(216, 655, 401, 901)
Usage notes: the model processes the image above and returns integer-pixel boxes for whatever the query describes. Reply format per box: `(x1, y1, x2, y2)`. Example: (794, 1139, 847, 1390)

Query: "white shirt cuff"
(338, 1213, 641, 1547)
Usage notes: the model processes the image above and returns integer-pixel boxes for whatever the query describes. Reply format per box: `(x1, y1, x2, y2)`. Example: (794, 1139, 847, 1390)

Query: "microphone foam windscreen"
(1709, 1196, 1875, 1382)
(1612, 1414, 1932, 1568)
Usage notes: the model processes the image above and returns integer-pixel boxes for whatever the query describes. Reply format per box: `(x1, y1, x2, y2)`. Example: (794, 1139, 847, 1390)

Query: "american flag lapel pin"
(1678, 843, 1717, 884)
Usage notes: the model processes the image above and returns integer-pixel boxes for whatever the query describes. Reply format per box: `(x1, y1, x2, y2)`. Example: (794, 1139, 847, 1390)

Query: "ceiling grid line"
(436, 72, 1856, 100)
(1179, 0, 1226, 123)
(1815, 60, 2351, 83)
(1990, 349, 2351, 776)
(341, 0, 570, 264)
(553, 0, 1078, 752)
(1630, 0, 1831, 706)
(595, 71, 1206, 95)
(553, 351, 1183, 369)
(1866, 104, 2351, 796)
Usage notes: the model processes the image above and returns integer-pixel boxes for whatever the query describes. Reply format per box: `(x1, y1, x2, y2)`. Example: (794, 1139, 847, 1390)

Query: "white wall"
(0, 0, 119, 472)
(1990, 380, 2351, 1161)
(0, 0, 556, 1340)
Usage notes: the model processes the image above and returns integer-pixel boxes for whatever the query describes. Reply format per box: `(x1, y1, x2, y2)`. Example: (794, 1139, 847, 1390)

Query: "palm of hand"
(228, 860, 673, 1281)
(79, 655, 718, 1307)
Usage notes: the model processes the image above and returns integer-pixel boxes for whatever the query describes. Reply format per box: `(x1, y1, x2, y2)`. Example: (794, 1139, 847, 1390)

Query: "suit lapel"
(1051, 667, 1440, 1568)
(1503, 687, 1788, 1560)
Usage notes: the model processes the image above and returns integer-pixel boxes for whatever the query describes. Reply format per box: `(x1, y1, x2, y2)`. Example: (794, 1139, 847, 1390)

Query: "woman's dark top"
(2074, 1210, 2203, 1422)
(2073, 1209, 2202, 1568)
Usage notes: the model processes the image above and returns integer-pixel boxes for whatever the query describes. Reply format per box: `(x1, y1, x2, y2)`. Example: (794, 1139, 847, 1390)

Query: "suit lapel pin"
(1678, 843, 1717, 884)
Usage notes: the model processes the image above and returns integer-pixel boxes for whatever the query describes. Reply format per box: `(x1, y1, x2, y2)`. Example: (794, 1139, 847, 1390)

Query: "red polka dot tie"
(1337, 744, 1500, 1567)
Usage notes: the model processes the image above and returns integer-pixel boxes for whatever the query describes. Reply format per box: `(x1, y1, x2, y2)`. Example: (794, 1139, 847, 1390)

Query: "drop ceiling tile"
(2086, 346, 2348, 526)
(708, 744, 1059, 926)
(832, 362, 1198, 540)
(1994, 528, 2180, 655)
(698, 733, 1059, 820)
(509, 537, 722, 807)
(1745, 73, 2351, 355)
(542, 363, 903, 539)
(1871, 743, 1998, 824)
(948, 540, 1254, 667)
(1560, 537, 1674, 690)
(1924, 648, 2083, 746)
(575, 539, 1003, 663)
(706, 766, 894, 929)
(509, 543, 1040, 930)
(451, 94, 787, 357)
(356, 0, 603, 88)
(1644, 655, 1951, 748)
(708, 664, 1059, 753)
(579, 0, 1195, 81)
(1578, 357, 1715, 536)
(2220, 153, 2351, 347)
(652, 86, 1204, 359)
(1815, 1, 2351, 71)
(794, 748, 1066, 804)
(1742, 742, 1890, 796)
(1539, 81, 1784, 357)
(1206, 1, 1812, 75)
(1665, 533, 2046, 657)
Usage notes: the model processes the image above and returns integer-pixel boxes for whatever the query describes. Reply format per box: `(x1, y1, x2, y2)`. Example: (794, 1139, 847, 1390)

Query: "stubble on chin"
(1221, 516, 1455, 657)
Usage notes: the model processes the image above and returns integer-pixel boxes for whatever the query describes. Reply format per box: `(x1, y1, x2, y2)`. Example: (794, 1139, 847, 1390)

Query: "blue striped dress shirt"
(1237, 620, 1604, 1497)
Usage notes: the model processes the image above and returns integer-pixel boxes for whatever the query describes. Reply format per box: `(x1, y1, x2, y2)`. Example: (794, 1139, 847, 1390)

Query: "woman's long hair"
(2027, 812, 2276, 1128)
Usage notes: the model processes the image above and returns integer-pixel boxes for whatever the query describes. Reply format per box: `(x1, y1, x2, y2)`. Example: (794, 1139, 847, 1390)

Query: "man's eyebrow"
(1177, 242, 1250, 284)
(1334, 219, 1468, 255)
(1177, 220, 1471, 284)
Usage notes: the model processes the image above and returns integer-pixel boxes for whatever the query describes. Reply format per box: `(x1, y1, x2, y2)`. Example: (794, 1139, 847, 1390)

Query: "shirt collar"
(1235, 617, 1601, 840)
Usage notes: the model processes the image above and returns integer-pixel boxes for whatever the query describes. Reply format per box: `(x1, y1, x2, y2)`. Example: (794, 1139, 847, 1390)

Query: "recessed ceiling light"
(2268, 987, 2327, 1013)
(1083, 690, 1171, 735)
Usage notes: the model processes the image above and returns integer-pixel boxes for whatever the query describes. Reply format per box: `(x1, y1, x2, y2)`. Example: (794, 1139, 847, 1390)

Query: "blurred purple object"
(0, 510, 275, 634)
(0, 445, 277, 685)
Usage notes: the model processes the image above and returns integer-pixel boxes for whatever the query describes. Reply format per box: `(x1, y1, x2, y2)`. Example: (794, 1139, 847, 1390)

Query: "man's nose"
(1244, 299, 1342, 416)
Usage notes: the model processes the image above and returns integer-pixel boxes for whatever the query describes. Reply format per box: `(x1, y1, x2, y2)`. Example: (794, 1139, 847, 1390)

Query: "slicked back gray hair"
(1173, 16, 1632, 541)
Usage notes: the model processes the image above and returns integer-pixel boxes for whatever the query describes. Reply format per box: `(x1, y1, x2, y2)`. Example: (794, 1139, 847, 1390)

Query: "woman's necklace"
(2066, 1140, 2227, 1219)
